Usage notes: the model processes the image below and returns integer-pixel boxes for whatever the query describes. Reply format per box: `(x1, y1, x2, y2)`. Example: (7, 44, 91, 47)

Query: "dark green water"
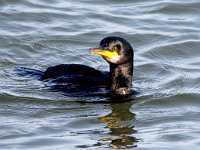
(1, 0, 200, 149)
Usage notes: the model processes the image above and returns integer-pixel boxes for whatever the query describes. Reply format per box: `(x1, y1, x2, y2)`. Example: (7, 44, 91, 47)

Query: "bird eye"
(112, 46, 118, 52)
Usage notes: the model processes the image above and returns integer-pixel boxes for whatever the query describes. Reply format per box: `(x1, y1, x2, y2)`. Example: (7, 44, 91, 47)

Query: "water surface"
(1, 0, 200, 149)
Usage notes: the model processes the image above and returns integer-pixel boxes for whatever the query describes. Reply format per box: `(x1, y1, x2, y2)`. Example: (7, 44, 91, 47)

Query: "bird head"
(89, 36, 133, 65)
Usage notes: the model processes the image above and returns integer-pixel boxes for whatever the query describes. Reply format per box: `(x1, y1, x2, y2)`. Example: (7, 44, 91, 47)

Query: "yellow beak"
(89, 48, 118, 59)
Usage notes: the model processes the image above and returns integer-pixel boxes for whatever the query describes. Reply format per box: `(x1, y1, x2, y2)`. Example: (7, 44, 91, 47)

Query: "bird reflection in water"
(98, 101, 139, 149)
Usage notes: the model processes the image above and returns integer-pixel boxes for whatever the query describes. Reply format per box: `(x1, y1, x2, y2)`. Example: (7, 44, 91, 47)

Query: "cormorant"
(15, 36, 134, 97)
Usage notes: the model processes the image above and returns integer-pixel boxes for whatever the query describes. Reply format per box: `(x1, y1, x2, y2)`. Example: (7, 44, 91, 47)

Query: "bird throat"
(110, 62, 133, 95)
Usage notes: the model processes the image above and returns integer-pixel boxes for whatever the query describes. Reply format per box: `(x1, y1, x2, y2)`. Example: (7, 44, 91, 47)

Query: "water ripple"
(1, 0, 200, 149)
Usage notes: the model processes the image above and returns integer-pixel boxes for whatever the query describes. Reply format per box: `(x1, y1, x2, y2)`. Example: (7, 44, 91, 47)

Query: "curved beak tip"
(89, 48, 95, 54)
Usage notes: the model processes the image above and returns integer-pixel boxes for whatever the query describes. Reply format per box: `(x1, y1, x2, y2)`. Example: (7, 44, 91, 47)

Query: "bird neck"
(110, 62, 133, 95)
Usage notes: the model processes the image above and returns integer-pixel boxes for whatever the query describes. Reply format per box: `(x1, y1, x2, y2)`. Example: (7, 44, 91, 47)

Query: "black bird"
(16, 37, 134, 97)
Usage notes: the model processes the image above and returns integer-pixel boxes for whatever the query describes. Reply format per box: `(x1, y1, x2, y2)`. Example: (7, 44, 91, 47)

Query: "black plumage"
(15, 36, 134, 97)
